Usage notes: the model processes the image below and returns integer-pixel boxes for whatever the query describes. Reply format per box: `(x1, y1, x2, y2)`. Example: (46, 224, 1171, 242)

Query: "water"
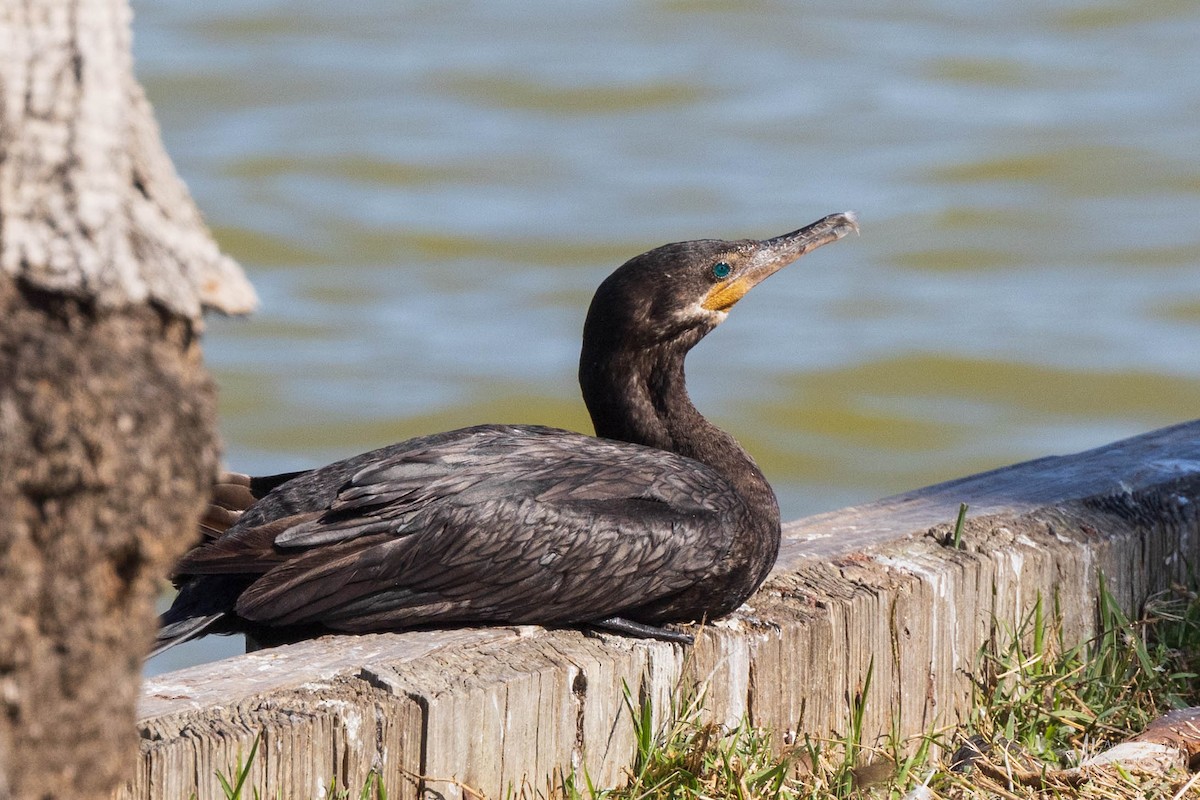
(135, 0, 1200, 672)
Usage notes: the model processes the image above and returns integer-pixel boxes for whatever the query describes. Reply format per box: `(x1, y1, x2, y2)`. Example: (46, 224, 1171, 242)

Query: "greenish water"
(135, 1, 1200, 671)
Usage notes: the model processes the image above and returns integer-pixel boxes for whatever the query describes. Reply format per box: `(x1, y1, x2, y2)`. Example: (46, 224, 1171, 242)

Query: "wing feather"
(181, 424, 747, 631)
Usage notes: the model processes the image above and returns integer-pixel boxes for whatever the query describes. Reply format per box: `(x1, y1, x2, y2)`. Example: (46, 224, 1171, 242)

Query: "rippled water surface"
(135, 0, 1200, 671)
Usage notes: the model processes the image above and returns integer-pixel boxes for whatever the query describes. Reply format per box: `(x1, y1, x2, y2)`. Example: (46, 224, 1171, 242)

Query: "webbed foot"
(592, 616, 694, 645)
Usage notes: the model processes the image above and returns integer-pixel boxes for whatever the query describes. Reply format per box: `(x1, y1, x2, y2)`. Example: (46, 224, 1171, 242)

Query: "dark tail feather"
(150, 469, 311, 659)
(148, 612, 227, 658)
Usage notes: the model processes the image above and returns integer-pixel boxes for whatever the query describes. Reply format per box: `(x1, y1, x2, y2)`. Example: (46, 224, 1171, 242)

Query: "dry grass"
(542, 578, 1200, 800)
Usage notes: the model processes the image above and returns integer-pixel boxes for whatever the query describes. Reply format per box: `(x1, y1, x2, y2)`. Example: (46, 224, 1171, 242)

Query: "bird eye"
(712, 262, 731, 279)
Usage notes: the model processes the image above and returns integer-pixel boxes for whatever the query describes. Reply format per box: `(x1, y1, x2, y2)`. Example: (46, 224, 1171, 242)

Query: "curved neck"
(580, 344, 779, 527)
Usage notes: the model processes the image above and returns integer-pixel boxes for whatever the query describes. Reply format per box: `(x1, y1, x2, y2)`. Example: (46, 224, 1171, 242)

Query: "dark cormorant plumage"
(153, 212, 858, 655)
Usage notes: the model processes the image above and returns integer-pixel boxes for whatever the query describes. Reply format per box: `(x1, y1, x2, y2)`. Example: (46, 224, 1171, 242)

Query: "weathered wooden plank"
(119, 420, 1200, 800)
(779, 417, 1200, 561)
(131, 672, 424, 800)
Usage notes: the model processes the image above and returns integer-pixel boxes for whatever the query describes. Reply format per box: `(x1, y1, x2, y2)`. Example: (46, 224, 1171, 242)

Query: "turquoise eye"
(712, 261, 731, 279)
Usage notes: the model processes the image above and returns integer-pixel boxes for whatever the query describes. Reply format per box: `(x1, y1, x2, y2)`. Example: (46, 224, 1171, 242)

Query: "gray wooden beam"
(123, 420, 1200, 800)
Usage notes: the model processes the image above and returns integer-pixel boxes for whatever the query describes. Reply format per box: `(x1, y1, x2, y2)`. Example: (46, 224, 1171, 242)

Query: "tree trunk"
(0, 1, 254, 798)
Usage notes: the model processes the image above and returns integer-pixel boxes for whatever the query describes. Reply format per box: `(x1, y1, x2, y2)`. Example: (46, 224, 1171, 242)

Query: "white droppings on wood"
(1006, 547, 1025, 581)
(317, 699, 363, 748)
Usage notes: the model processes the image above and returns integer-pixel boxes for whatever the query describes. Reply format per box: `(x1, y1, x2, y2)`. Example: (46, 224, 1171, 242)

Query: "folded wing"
(175, 424, 746, 632)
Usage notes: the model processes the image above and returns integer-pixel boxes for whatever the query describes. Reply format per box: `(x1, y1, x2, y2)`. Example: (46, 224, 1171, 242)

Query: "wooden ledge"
(123, 420, 1200, 800)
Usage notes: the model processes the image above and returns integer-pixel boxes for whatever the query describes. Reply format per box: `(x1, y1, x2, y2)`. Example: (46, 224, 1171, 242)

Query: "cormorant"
(153, 211, 858, 655)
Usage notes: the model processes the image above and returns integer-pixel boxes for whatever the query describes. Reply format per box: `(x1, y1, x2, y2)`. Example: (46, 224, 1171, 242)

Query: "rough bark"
(0, 0, 252, 797)
(0, 285, 220, 799)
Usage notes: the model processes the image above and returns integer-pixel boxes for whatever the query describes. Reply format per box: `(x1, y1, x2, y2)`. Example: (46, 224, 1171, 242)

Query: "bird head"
(582, 211, 859, 355)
